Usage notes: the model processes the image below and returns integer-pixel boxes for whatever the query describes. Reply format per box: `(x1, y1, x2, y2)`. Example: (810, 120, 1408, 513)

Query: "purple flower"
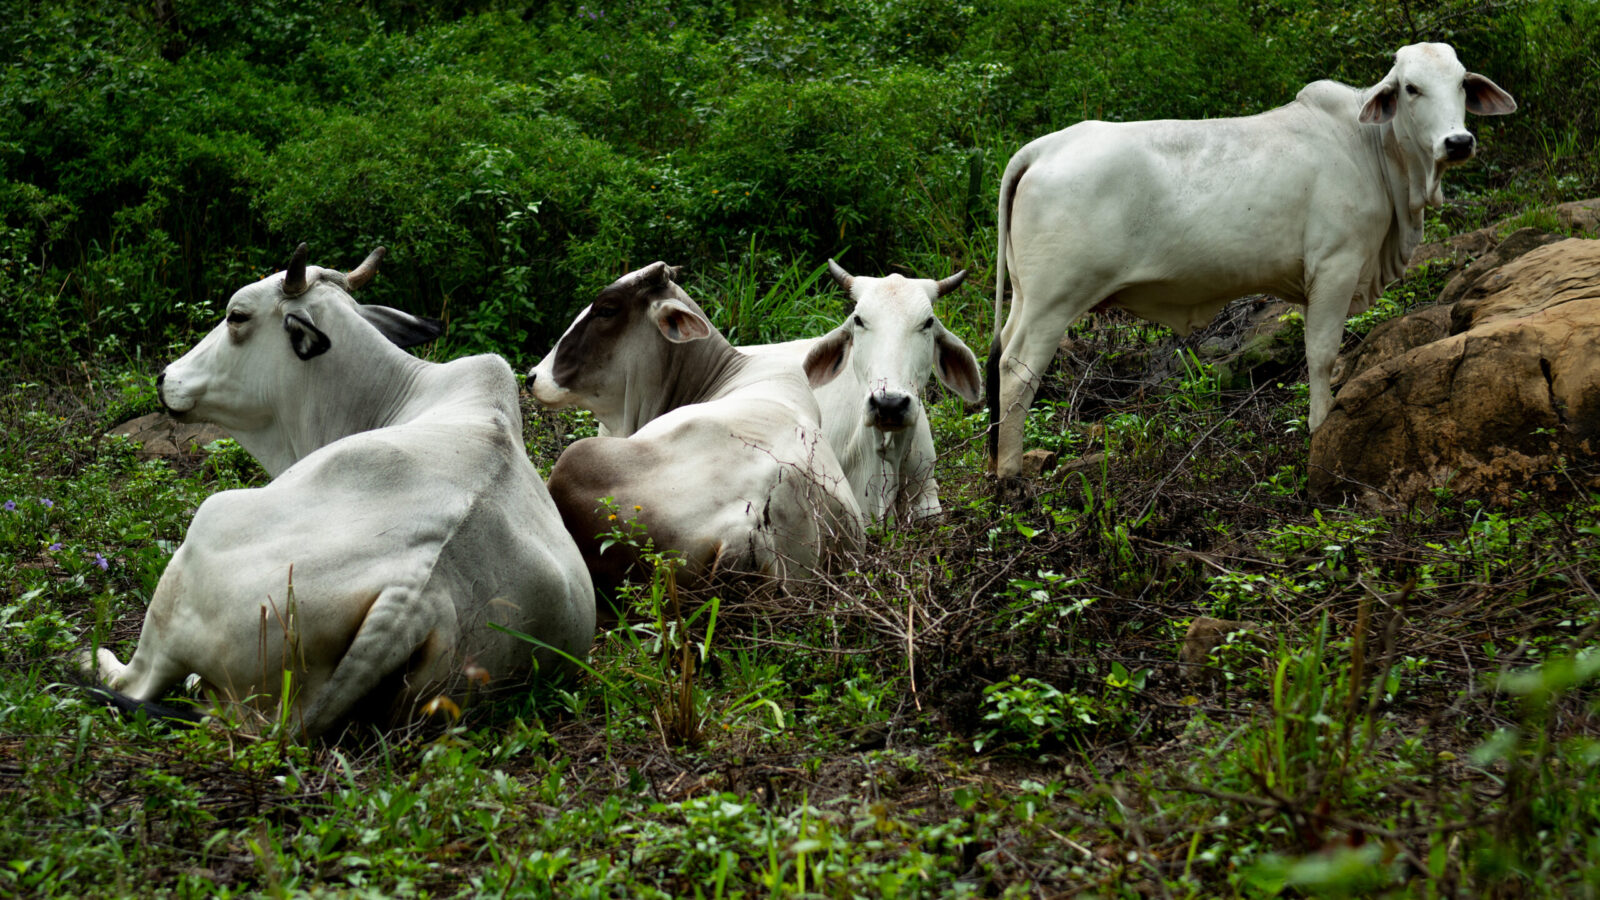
(93, 553, 109, 571)
(48, 543, 62, 552)
(40, 499, 53, 509)
(2, 500, 14, 512)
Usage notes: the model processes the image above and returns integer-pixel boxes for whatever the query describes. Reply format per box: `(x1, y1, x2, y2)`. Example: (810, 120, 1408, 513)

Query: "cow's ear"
(932, 328, 983, 403)
(1465, 73, 1516, 116)
(1359, 72, 1398, 125)
(357, 305, 445, 349)
(803, 327, 852, 388)
(283, 311, 331, 361)
(650, 298, 712, 343)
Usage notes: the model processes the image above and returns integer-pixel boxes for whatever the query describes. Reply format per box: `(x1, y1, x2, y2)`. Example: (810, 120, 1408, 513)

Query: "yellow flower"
(608, 514, 618, 521)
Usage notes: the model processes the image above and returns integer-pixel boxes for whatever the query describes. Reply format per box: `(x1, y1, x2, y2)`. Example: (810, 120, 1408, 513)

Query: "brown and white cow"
(528, 262, 863, 593)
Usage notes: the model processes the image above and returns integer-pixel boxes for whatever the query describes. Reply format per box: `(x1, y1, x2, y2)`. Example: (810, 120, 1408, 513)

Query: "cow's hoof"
(992, 474, 1036, 508)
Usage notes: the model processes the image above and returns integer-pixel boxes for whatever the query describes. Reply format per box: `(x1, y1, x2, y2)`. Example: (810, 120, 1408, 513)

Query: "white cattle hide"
(83, 245, 595, 738)
(988, 42, 1516, 479)
(528, 262, 862, 593)
(745, 261, 982, 523)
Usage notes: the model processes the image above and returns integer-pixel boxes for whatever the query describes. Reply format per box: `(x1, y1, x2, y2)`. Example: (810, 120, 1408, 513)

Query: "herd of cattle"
(81, 43, 1514, 738)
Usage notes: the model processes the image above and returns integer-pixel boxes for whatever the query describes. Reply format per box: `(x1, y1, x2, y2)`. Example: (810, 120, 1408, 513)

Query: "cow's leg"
(1303, 265, 1361, 432)
(83, 643, 189, 702)
(298, 586, 449, 739)
(993, 298, 1083, 480)
(83, 584, 194, 702)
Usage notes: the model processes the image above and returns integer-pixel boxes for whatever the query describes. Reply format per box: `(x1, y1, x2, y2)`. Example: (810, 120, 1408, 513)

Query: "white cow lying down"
(82, 245, 595, 738)
(528, 262, 863, 595)
(744, 260, 982, 524)
(988, 42, 1516, 480)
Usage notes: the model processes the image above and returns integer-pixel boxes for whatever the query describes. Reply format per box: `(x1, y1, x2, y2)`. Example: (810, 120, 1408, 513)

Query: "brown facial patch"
(547, 265, 678, 393)
(549, 292, 635, 393)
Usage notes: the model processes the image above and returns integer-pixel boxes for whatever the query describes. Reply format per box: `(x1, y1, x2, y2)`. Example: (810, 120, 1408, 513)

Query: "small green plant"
(1169, 348, 1221, 412)
(975, 675, 1096, 754)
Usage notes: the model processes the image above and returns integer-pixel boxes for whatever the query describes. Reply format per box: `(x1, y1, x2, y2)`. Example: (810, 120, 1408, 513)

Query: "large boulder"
(1330, 303, 1453, 390)
(1435, 227, 1566, 308)
(1310, 238, 1600, 507)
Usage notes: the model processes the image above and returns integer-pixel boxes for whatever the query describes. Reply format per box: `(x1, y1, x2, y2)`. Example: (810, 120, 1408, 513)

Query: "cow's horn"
(641, 261, 672, 286)
(346, 247, 386, 290)
(826, 259, 853, 293)
(282, 243, 310, 296)
(936, 269, 968, 297)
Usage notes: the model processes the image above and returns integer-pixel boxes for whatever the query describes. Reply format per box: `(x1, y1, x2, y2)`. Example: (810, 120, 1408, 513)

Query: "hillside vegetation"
(3, 0, 1597, 356)
(4, 1, 1600, 897)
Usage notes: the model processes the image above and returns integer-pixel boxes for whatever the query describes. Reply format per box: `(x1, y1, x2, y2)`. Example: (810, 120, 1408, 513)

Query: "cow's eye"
(921, 317, 936, 330)
(1405, 83, 1420, 96)
(592, 305, 619, 319)
(853, 315, 866, 328)
(226, 311, 251, 325)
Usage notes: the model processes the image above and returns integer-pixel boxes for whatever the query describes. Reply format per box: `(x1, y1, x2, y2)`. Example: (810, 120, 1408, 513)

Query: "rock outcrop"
(1311, 238, 1600, 507)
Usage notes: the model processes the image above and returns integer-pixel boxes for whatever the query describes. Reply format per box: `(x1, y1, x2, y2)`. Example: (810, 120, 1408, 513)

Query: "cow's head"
(801, 261, 982, 434)
(528, 261, 711, 428)
(1359, 42, 1515, 206)
(158, 243, 443, 432)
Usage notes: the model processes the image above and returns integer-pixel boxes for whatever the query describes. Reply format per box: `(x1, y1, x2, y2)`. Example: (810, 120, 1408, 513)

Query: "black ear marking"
(357, 305, 445, 348)
(284, 311, 332, 360)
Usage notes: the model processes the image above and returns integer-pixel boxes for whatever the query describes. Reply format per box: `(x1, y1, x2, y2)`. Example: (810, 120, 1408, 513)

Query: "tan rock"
(1557, 197, 1600, 235)
(1332, 304, 1453, 389)
(1311, 238, 1600, 507)
(107, 413, 231, 460)
(1407, 225, 1497, 272)
(1057, 451, 1108, 478)
(1436, 227, 1565, 308)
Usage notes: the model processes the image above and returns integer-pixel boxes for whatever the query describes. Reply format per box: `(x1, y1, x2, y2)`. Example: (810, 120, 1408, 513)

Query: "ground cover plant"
(5, 0, 1600, 897)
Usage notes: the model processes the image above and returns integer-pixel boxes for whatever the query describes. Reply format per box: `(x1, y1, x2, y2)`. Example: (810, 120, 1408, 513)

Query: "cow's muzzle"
(155, 370, 194, 419)
(866, 392, 915, 433)
(155, 371, 174, 414)
(1443, 133, 1475, 162)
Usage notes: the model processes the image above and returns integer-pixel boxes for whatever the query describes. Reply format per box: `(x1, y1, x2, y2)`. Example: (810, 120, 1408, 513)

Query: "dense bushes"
(0, 0, 1594, 361)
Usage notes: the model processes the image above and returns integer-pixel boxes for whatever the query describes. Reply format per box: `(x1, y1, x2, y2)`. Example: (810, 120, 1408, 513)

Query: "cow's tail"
(988, 147, 1032, 466)
(78, 679, 205, 730)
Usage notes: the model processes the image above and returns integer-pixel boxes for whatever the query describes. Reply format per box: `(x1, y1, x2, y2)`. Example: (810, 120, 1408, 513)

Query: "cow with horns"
(528, 262, 863, 595)
(745, 261, 982, 523)
(82, 244, 596, 738)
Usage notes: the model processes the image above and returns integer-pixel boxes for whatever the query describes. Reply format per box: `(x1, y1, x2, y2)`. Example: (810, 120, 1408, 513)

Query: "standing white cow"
(745, 260, 983, 523)
(988, 42, 1516, 479)
(528, 262, 863, 594)
(82, 244, 595, 738)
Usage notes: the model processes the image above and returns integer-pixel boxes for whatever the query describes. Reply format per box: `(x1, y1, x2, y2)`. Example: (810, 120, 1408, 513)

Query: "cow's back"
(1008, 91, 1390, 325)
(159, 355, 593, 722)
(551, 391, 859, 589)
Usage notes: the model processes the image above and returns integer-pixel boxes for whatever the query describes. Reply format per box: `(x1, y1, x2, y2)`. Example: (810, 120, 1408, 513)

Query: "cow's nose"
(1443, 133, 1475, 161)
(155, 371, 173, 414)
(867, 392, 913, 430)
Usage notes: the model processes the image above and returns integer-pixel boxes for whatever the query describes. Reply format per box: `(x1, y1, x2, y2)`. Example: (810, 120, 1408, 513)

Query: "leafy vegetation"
(5, 0, 1600, 896)
(3, 0, 1597, 359)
